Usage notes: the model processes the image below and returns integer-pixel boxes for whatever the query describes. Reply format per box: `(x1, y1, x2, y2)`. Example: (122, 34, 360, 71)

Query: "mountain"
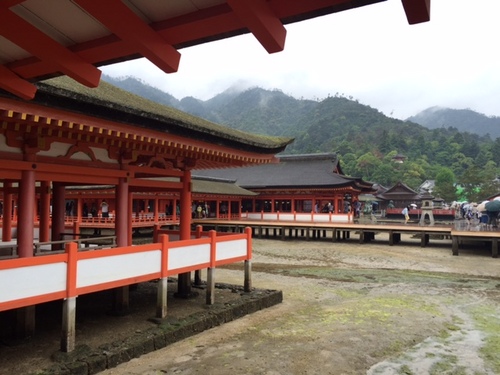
(100, 75, 491, 157)
(100, 75, 500, 193)
(407, 106, 500, 139)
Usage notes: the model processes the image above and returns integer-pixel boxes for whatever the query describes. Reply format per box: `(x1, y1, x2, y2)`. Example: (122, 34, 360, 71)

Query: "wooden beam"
(227, 0, 286, 53)
(129, 179, 183, 191)
(401, 0, 430, 25)
(74, 0, 180, 73)
(0, 10, 101, 88)
(0, 65, 37, 100)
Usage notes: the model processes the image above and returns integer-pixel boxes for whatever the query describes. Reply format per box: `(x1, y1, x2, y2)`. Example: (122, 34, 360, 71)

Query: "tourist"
(402, 206, 410, 224)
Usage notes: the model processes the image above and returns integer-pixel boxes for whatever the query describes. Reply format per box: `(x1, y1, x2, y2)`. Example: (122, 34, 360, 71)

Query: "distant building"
(194, 153, 374, 214)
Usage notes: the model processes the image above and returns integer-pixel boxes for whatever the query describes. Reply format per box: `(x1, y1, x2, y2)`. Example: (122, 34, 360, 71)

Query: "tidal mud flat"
(99, 235, 500, 374)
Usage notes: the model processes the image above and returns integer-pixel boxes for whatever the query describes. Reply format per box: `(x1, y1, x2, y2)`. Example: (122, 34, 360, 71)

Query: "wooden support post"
(61, 297, 76, 352)
(244, 260, 252, 292)
(206, 267, 215, 305)
(244, 227, 252, 292)
(389, 231, 395, 246)
(156, 234, 169, 318)
(206, 230, 217, 304)
(15, 306, 35, 340)
(492, 238, 498, 258)
(156, 278, 168, 318)
(194, 225, 203, 286)
(452, 236, 459, 256)
(421, 233, 429, 247)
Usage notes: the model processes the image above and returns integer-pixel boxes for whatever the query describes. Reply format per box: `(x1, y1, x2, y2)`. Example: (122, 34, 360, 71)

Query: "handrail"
(35, 235, 117, 255)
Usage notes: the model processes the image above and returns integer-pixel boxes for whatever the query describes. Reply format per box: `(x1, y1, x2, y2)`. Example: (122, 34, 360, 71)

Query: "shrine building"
(0, 0, 431, 354)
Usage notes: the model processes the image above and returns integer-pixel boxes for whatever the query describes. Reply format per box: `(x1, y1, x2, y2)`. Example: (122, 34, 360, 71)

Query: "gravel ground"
(95, 234, 500, 375)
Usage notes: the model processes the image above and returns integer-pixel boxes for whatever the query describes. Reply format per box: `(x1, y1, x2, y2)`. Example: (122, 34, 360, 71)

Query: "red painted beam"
(0, 10, 101, 88)
(401, 0, 430, 25)
(227, 0, 286, 53)
(74, 0, 180, 73)
(0, 65, 37, 99)
(6, 0, 378, 81)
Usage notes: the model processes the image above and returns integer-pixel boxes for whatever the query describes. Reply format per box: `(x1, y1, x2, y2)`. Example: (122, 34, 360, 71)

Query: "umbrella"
(485, 200, 500, 212)
(477, 200, 489, 212)
(410, 203, 417, 208)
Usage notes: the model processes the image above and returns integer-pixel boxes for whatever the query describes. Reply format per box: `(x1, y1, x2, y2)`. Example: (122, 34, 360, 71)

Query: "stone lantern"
(419, 190, 435, 226)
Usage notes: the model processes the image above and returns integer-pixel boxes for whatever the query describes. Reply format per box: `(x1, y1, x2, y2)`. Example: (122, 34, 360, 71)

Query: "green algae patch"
(471, 304, 500, 373)
(277, 267, 500, 289)
(321, 295, 441, 325)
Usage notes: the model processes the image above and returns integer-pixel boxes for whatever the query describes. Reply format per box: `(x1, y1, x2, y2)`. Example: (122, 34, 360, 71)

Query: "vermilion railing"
(0, 228, 252, 312)
(240, 211, 353, 223)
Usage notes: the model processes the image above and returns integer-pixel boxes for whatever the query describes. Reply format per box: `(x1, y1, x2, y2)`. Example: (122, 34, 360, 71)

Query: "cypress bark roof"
(376, 181, 420, 201)
(194, 153, 374, 192)
(28, 77, 293, 155)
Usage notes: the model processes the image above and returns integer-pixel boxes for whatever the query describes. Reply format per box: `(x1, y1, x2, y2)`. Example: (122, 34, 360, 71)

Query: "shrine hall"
(0, 0, 431, 355)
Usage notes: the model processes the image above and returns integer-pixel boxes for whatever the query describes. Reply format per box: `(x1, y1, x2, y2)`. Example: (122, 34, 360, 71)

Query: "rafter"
(74, 0, 180, 73)
(401, 0, 430, 25)
(0, 9, 101, 88)
(227, 0, 286, 53)
(0, 65, 36, 100)
(6, 1, 384, 82)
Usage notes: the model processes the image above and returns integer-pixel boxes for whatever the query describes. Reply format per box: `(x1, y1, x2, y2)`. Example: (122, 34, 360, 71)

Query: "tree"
(433, 168, 456, 203)
(459, 165, 482, 202)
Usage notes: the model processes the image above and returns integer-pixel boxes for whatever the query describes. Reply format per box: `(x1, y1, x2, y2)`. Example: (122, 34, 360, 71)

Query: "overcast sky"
(101, 0, 500, 120)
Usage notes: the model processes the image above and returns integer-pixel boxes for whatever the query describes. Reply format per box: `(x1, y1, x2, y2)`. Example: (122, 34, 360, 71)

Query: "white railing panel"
(0, 263, 66, 302)
(261, 213, 277, 220)
(77, 250, 161, 288)
(314, 215, 331, 222)
(331, 215, 350, 223)
(216, 239, 247, 261)
(295, 214, 314, 222)
(168, 243, 210, 271)
(279, 213, 295, 221)
(246, 213, 262, 220)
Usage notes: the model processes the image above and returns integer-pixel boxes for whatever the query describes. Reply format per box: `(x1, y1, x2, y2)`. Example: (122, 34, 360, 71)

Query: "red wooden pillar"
(51, 183, 66, 250)
(18, 169, 35, 257)
(177, 168, 193, 297)
(172, 198, 178, 221)
(115, 177, 129, 247)
(39, 181, 51, 242)
(180, 169, 192, 240)
(76, 197, 82, 222)
(2, 181, 13, 241)
(128, 192, 133, 246)
(16, 169, 36, 339)
(154, 196, 159, 222)
(113, 177, 130, 313)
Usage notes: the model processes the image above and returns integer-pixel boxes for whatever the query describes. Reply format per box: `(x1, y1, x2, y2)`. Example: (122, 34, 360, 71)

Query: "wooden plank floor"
(193, 218, 500, 258)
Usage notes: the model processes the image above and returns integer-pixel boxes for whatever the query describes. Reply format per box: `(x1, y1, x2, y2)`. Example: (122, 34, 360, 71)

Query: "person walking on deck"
(402, 206, 410, 224)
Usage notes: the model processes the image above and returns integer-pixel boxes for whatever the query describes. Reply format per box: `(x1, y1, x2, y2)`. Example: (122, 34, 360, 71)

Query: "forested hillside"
(408, 107, 500, 139)
(102, 75, 500, 202)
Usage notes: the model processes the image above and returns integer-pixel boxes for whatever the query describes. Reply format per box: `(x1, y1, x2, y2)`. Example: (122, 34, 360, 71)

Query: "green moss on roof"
(37, 77, 293, 150)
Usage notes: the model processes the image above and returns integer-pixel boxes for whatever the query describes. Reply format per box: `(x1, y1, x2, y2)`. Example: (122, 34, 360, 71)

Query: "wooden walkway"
(193, 218, 500, 258)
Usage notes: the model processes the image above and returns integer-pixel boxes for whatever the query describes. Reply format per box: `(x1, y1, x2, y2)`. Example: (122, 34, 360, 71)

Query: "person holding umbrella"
(485, 200, 500, 227)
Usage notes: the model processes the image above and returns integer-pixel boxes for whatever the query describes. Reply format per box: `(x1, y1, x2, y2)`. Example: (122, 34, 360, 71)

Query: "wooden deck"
(193, 218, 500, 258)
